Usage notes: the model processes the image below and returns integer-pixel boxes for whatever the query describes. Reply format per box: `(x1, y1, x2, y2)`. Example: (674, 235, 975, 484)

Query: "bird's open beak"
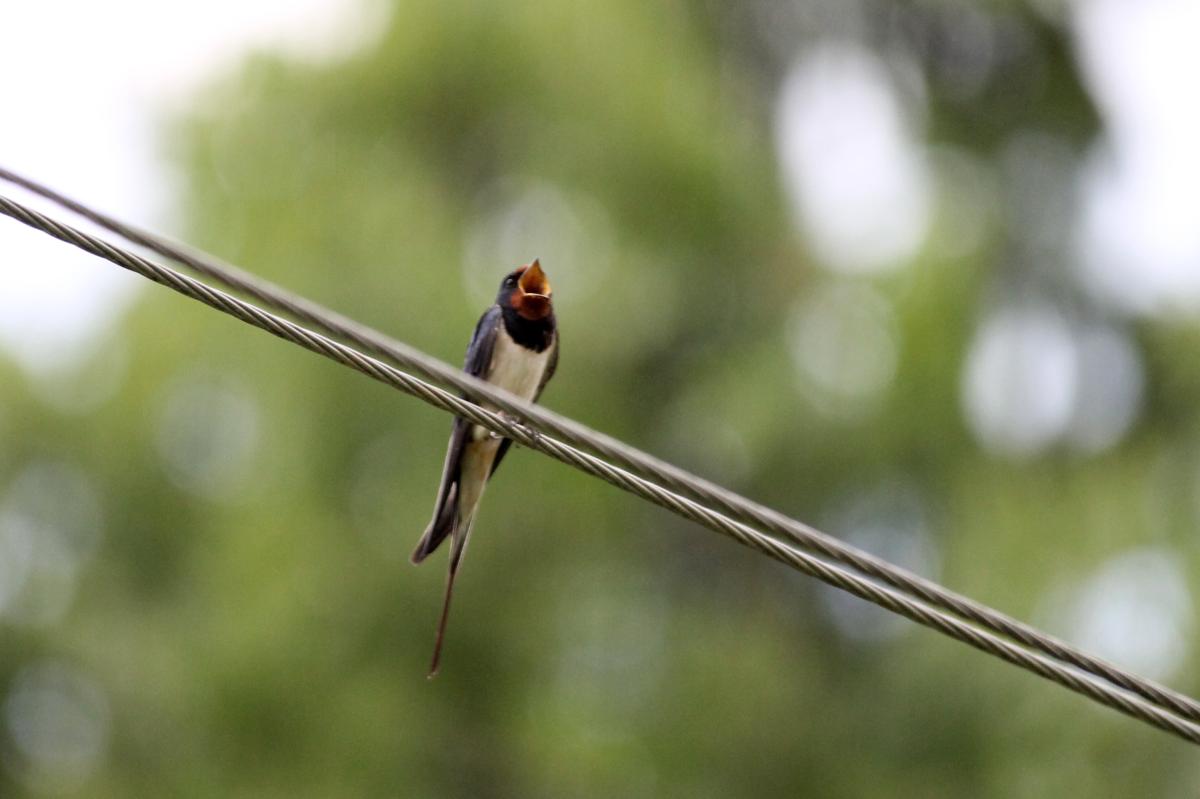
(516, 259, 552, 320)
(518, 259, 551, 297)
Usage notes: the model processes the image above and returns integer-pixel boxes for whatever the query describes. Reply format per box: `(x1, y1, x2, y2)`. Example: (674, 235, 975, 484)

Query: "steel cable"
(2, 189, 1199, 745)
(4, 167, 1198, 729)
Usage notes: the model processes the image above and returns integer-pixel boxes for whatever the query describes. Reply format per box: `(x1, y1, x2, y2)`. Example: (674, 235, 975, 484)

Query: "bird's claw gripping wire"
(483, 411, 541, 448)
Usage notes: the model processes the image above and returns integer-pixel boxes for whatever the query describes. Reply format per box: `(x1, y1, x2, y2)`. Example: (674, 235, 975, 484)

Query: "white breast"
(487, 326, 551, 403)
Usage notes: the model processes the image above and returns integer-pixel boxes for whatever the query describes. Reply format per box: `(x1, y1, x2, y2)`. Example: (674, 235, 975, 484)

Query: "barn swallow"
(411, 259, 558, 677)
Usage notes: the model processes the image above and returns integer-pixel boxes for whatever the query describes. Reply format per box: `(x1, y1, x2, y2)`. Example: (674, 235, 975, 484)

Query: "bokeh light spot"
(155, 374, 260, 502)
(3, 661, 110, 793)
(788, 280, 899, 417)
(1073, 0, 1200, 315)
(1046, 548, 1191, 681)
(0, 460, 103, 626)
(962, 303, 1076, 458)
(462, 179, 614, 311)
(775, 44, 931, 274)
(817, 480, 937, 643)
(1066, 324, 1143, 454)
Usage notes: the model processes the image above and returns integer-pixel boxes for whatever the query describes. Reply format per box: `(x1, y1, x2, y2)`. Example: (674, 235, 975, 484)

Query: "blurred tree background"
(2, 0, 1199, 795)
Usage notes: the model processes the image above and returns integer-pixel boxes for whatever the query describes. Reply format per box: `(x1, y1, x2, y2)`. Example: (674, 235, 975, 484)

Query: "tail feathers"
(427, 516, 474, 678)
(411, 484, 458, 565)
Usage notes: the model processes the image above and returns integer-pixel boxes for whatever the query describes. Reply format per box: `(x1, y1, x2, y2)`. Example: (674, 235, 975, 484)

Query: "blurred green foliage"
(3, 1, 1199, 796)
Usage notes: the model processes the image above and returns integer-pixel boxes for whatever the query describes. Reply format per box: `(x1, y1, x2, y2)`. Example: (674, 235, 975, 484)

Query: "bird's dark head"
(499, 259, 553, 321)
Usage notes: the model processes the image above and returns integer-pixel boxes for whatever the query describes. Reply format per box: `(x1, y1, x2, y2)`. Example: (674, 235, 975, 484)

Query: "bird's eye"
(503, 275, 517, 287)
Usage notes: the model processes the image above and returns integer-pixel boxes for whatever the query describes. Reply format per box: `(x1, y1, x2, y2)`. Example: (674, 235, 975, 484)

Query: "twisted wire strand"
(2, 193, 1198, 745)
(4, 168, 1198, 729)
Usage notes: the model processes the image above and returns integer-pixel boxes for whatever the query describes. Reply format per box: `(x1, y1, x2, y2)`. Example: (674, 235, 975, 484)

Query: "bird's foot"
(524, 425, 543, 448)
(489, 411, 540, 448)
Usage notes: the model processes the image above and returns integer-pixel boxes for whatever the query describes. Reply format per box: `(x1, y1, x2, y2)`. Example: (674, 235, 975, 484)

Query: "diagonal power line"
(4, 167, 1199, 730)
(5, 167, 1200, 731)
(1, 184, 1198, 746)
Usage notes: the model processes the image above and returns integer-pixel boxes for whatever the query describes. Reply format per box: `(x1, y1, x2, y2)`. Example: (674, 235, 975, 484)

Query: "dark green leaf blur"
(3, 1, 1198, 796)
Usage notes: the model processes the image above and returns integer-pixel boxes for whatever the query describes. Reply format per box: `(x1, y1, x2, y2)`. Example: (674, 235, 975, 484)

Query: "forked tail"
(427, 516, 473, 678)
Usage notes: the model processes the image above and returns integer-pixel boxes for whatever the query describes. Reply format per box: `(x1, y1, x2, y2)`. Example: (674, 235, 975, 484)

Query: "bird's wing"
(464, 305, 505, 379)
(489, 332, 558, 477)
(410, 305, 502, 564)
(537, 333, 559, 398)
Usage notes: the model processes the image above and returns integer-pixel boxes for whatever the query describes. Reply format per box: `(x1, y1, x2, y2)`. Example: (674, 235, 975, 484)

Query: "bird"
(411, 259, 558, 677)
